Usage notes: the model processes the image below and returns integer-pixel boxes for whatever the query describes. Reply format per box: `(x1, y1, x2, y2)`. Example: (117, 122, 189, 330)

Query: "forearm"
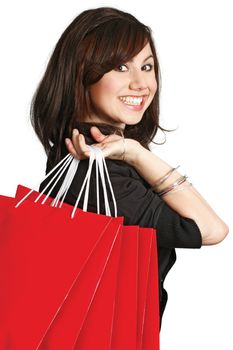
(127, 141, 228, 245)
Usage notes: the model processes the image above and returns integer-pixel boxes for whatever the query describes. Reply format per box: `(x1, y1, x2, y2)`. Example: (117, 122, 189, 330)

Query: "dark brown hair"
(30, 7, 172, 166)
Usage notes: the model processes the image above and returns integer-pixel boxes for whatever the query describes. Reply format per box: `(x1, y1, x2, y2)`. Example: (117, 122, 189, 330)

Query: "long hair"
(30, 7, 171, 167)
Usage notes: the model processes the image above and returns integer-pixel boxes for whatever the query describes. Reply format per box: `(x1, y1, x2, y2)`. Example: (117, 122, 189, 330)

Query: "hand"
(65, 126, 138, 163)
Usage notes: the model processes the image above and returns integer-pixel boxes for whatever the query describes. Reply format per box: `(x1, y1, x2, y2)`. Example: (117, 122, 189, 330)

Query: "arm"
(126, 141, 229, 246)
(65, 127, 229, 246)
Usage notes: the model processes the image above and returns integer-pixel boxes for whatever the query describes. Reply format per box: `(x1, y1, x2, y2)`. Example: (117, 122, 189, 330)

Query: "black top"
(39, 126, 202, 329)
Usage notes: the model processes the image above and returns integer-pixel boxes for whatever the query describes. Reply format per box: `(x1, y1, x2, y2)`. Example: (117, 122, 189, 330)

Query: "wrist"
(124, 139, 142, 166)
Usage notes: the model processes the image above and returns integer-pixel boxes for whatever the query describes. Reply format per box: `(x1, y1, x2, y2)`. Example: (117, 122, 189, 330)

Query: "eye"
(115, 64, 128, 72)
(142, 64, 154, 71)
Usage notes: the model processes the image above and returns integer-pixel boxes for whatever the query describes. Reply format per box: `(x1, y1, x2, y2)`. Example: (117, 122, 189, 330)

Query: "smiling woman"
(85, 43, 157, 128)
(30, 7, 168, 165)
(30, 6, 228, 340)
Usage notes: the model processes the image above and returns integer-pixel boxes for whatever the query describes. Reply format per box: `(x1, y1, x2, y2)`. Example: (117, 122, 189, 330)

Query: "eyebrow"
(143, 54, 154, 63)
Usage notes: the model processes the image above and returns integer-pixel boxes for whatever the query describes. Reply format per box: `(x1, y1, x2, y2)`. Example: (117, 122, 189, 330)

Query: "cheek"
(150, 76, 158, 95)
(146, 78, 157, 105)
(89, 83, 104, 108)
(89, 80, 119, 112)
(99, 78, 121, 96)
(147, 81, 157, 103)
(90, 80, 118, 102)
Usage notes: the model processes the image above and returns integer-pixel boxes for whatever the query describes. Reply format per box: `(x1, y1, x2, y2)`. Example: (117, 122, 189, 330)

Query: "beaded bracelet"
(158, 175, 188, 197)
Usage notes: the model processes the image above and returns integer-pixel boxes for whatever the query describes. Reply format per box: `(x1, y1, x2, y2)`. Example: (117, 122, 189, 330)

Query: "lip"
(119, 95, 148, 111)
(120, 94, 148, 98)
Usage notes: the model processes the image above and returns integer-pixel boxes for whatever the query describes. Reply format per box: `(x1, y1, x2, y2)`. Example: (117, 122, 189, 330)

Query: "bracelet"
(121, 137, 126, 161)
(117, 129, 126, 162)
(152, 165, 180, 191)
(161, 181, 192, 197)
(158, 175, 188, 196)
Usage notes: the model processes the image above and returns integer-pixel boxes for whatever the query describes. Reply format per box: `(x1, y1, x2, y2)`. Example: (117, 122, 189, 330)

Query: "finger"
(72, 129, 91, 156)
(90, 126, 108, 142)
(71, 128, 80, 146)
(71, 130, 86, 154)
(65, 138, 79, 158)
(79, 134, 91, 155)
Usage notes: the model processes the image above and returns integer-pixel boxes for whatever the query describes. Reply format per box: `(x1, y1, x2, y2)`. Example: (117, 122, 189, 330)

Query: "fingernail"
(73, 129, 79, 136)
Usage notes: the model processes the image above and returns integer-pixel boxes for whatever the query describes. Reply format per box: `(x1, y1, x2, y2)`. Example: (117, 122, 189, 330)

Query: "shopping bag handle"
(15, 146, 118, 218)
(50, 145, 117, 217)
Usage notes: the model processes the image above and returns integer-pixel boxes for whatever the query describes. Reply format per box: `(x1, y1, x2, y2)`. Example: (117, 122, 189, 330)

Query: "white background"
(0, 1, 232, 349)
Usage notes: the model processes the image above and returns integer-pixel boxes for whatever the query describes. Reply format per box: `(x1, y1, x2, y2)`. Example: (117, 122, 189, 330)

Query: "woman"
(33, 7, 228, 329)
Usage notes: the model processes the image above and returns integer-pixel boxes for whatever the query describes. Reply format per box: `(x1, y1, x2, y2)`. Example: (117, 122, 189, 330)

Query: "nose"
(129, 68, 147, 91)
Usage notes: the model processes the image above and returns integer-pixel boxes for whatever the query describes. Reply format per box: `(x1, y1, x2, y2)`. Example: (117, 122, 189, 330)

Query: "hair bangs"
(104, 20, 150, 67)
(83, 19, 151, 85)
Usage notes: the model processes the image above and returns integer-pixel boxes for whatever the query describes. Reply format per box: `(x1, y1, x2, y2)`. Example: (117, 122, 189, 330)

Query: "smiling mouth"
(119, 95, 147, 106)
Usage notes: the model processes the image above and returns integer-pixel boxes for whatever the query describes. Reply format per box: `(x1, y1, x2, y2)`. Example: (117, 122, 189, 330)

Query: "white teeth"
(119, 96, 143, 105)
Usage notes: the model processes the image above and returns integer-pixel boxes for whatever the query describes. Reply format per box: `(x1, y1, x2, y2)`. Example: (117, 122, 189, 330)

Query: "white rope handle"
(100, 150, 117, 217)
(70, 146, 117, 218)
(15, 146, 118, 218)
(15, 153, 73, 208)
(51, 157, 80, 208)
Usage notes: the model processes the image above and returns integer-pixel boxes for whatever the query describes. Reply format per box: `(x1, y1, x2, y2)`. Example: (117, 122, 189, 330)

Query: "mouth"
(119, 95, 148, 110)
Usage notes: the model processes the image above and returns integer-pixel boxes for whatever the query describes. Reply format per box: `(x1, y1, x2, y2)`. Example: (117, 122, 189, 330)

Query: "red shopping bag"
(0, 191, 123, 349)
(14, 185, 160, 350)
(0, 149, 160, 349)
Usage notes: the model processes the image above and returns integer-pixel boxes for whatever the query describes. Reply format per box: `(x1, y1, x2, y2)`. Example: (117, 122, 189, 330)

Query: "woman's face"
(86, 42, 157, 129)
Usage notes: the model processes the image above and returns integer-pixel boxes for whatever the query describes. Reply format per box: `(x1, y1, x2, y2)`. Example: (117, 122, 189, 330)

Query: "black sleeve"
(106, 172, 203, 250)
(156, 203, 203, 249)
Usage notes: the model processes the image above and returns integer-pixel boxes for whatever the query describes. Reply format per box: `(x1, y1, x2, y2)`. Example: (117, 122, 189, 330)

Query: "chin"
(125, 115, 144, 125)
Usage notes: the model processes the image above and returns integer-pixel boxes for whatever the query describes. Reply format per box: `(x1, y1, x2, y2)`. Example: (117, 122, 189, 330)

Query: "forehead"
(128, 42, 154, 62)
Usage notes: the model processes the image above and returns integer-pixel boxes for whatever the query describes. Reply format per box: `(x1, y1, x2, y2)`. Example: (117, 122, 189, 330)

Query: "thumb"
(90, 126, 108, 142)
